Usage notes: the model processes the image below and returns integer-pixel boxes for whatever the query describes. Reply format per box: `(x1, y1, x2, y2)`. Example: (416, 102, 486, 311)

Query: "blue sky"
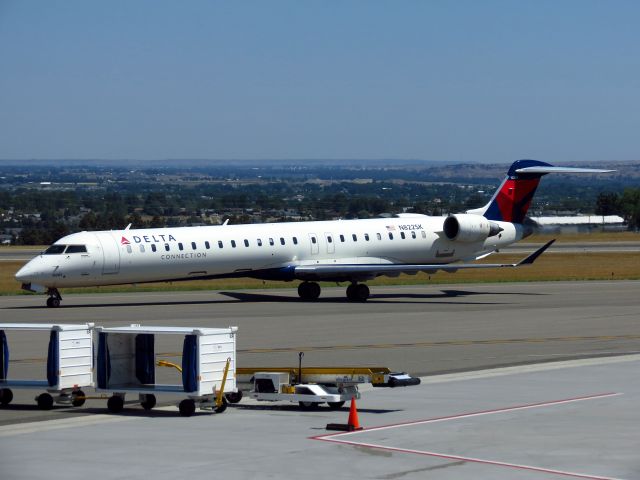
(0, 1, 638, 162)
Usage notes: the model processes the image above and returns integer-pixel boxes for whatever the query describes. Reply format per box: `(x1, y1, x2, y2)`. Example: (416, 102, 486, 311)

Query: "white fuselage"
(16, 215, 522, 289)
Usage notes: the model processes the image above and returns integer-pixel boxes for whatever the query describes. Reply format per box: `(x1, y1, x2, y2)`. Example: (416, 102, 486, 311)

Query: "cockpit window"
(44, 245, 66, 255)
(65, 245, 87, 253)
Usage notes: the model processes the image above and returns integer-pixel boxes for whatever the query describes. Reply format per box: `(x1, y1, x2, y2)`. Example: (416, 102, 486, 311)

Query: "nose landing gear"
(46, 288, 62, 308)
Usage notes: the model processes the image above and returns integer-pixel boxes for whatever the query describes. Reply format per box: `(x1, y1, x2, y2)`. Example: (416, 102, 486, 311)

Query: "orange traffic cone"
(347, 398, 361, 429)
(326, 397, 363, 431)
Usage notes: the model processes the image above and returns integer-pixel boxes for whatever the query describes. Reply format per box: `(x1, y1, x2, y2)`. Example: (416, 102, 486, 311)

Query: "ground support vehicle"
(232, 367, 420, 409)
(94, 325, 237, 417)
(0, 323, 94, 409)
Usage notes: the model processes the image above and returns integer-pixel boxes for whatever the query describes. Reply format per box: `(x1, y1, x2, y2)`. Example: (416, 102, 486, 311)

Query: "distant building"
(528, 215, 625, 233)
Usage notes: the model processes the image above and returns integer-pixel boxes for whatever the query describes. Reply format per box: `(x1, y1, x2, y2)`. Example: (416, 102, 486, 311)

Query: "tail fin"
(467, 159, 614, 224)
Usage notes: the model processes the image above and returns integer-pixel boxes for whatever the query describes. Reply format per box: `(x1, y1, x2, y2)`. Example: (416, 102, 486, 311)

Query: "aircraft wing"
(294, 240, 555, 280)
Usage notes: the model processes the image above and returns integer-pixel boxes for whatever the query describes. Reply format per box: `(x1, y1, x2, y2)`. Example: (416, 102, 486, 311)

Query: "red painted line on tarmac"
(317, 439, 624, 480)
(310, 392, 624, 479)
(311, 392, 621, 440)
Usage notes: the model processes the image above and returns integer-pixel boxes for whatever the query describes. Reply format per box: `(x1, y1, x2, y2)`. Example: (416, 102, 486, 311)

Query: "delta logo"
(121, 234, 177, 245)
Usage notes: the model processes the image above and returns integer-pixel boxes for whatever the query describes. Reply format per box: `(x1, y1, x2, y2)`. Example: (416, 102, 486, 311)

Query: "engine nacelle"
(443, 214, 503, 242)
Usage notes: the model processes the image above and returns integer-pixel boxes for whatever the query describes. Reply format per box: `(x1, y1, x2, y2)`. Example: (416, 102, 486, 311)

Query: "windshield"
(65, 245, 87, 253)
(44, 245, 66, 255)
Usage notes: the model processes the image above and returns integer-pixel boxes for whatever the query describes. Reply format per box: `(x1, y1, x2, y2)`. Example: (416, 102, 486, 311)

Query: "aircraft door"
(96, 233, 121, 275)
(324, 232, 335, 254)
(309, 233, 319, 255)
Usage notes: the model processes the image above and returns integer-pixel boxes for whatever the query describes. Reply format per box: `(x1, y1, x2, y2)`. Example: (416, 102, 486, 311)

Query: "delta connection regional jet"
(16, 160, 612, 307)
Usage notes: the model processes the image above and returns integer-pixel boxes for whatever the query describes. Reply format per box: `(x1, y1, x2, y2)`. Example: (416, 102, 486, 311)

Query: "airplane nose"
(15, 263, 36, 283)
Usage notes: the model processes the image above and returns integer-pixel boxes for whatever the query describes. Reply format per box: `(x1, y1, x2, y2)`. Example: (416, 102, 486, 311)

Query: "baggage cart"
(0, 323, 94, 409)
(94, 324, 237, 416)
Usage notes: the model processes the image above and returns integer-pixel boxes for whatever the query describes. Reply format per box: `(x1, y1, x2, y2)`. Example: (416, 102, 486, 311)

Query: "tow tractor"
(229, 352, 420, 409)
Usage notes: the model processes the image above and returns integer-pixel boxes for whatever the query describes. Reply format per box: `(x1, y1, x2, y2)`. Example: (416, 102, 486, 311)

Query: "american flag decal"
(386, 225, 396, 231)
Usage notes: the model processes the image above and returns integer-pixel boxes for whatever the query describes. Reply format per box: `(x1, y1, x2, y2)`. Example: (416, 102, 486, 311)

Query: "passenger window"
(280, 237, 285, 245)
(269, 238, 275, 246)
(421, 231, 426, 239)
(205, 241, 210, 249)
(164, 243, 170, 251)
(388, 232, 394, 240)
(139, 245, 145, 253)
(191, 242, 196, 250)
(126, 245, 132, 253)
(151, 244, 157, 252)
(364, 233, 369, 241)
(44, 245, 66, 255)
(257, 239, 263, 247)
(411, 231, 416, 239)
(311, 237, 317, 244)
(327, 236, 332, 243)
(178, 243, 184, 251)
(352, 234, 357, 242)
(376, 233, 382, 240)
(401, 232, 406, 239)
(218, 240, 223, 249)
(293, 237, 298, 245)
(231, 240, 236, 248)
(340, 235, 345, 242)
(244, 239, 249, 247)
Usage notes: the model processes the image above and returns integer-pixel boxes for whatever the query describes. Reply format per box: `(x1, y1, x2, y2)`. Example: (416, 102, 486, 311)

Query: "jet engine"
(443, 214, 503, 242)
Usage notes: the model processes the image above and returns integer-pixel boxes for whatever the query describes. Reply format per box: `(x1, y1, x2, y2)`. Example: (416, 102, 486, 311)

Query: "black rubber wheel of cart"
(327, 401, 345, 410)
(107, 395, 124, 413)
(37, 393, 54, 410)
(0, 388, 13, 406)
(71, 390, 86, 407)
(225, 391, 243, 404)
(141, 394, 156, 410)
(298, 401, 320, 410)
(179, 399, 196, 417)
(214, 397, 228, 413)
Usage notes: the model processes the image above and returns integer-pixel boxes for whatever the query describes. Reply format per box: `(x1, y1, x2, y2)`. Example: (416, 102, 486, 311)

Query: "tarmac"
(0, 281, 639, 478)
(1, 355, 638, 479)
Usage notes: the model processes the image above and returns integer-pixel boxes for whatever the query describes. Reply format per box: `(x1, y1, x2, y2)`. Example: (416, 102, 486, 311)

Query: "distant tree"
(595, 192, 622, 216)
(620, 188, 640, 230)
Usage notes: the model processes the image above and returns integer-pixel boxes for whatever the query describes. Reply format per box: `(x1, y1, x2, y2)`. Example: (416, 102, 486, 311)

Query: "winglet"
(517, 239, 556, 266)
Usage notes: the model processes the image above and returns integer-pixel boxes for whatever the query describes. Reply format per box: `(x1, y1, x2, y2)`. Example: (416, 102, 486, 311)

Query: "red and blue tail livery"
(470, 160, 612, 224)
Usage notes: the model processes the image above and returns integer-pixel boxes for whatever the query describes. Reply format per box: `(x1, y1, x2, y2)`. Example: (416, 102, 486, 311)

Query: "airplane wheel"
(0, 388, 13, 406)
(179, 399, 196, 417)
(298, 282, 321, 300)
(37, 393, 54, 410)
(346, 284, 356, 300)
(141, 394, 156, 410)
(71, 390, 86, 407)
(354, 284, 370, 302)
(107, 395, 124, 413)
(225, 391, 243, 404)
(47, 297, 60, 308)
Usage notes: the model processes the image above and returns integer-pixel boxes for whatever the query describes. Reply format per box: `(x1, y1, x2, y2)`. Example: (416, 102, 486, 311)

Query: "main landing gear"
(346, 283, 370, 302)
(297, 281, 370, 302)
(298, 281, 321, 300)
(46, 288, 62, 308)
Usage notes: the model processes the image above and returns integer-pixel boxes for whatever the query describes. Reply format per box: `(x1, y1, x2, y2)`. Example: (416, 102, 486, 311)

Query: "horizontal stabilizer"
(516, 239, 555, 265)
(515, 166, 614, 174)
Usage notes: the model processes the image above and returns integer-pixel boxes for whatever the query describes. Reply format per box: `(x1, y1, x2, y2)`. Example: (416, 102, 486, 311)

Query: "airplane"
(15, 159, 612, 307)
